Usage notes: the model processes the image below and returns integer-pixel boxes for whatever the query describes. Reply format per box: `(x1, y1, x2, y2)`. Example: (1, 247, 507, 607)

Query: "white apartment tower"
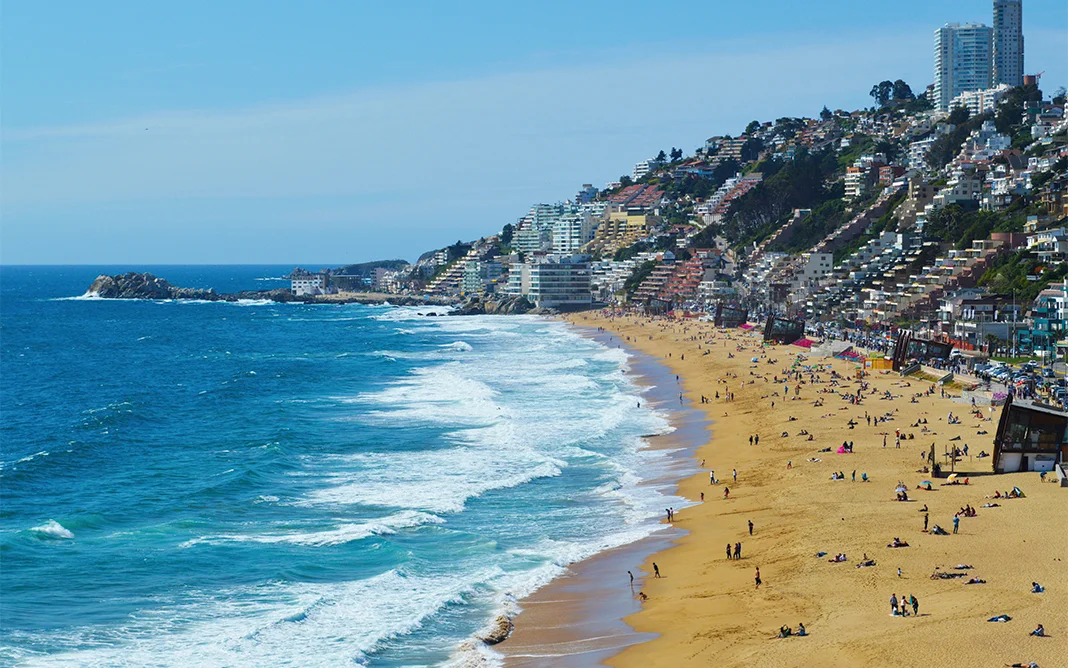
(992, 0, 1024, 87)
(934, 23, 993, 111)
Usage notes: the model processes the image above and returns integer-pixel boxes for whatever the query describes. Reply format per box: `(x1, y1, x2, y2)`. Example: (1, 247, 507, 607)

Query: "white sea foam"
(440, 341, 473, 352)
(179, 511, 443, 548)
(29, 520, 74, 539)
(19, 568, 497, 666)
(52, 292, 104, 301)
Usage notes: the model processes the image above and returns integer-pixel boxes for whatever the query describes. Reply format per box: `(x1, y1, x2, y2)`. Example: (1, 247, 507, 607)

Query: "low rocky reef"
(83, 273, 453, 306)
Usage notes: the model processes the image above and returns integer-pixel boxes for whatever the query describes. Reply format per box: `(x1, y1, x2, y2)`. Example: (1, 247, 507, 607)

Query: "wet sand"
(499, 331, 711, 665)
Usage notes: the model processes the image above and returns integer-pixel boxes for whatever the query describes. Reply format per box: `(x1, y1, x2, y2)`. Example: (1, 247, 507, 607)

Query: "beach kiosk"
(762, 316, 805, 345)
(991, 395, 1068, 473)
(890, 330, 953, 371)
(714, 303, 749, 328)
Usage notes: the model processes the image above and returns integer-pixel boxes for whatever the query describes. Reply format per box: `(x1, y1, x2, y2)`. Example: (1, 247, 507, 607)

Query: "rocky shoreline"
(84, 272, 458, 306)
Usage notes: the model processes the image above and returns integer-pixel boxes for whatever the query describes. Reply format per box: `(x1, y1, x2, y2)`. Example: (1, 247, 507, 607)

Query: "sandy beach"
(506, 312, 1066, 667)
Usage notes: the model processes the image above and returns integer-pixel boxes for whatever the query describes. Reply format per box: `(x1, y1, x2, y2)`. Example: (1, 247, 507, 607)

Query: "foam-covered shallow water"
(0, 266, 687, 666)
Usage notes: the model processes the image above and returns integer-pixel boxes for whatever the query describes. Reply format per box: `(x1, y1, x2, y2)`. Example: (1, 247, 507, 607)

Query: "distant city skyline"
(2, 0, 1066, 265)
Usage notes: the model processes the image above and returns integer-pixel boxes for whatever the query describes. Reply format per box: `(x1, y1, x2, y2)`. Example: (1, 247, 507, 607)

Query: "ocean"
(0, 266, 690, 666)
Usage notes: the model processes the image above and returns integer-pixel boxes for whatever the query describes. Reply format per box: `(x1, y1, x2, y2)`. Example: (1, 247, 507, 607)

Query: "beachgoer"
(1029, 624, 1045, 637)
(797, 622, 806, 636)
(952, 515, 959, 534)
(727, 543, 732, 560)
(733, 469, 738, 482)
(653, 563, 660, 578)
(724, 487, 730, 499)
(755, 567, 761, 588)
(890, 593, 898, 616)
(748, 520, 754, 536)
(628, 570, 634, 584)
(910, 594, 918, 616)
(924, 513, 929, 532)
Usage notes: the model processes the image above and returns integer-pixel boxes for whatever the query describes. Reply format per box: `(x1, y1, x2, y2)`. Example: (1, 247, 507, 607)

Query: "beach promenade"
(525, 312, 1066, 667)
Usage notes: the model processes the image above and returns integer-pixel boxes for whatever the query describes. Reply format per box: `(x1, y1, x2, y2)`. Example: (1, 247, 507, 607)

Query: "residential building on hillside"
(552, 214, 598, 254)
(1027, 227, 1068, 262)
(950, 83, 1012, 116)
(632, 158, 664, 181)
(513, 222, 552, 254)
(992, 0, 1024, 87)
(934, 23, 993, 111)
(576, 183, 598, 204)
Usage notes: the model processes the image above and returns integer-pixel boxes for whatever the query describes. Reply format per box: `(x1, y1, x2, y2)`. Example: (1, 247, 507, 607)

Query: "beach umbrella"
(947, 473, 958, 483)
(921, 480, 932, 486)
(895, 484, 907, 493)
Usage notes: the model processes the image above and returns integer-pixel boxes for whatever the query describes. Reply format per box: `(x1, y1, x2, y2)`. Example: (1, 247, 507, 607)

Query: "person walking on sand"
(755, 567, 762, 588)
(726, 543, 732, 560)
(890, 593, 898, 616)
(733, 468, 737, 483)
(910, 594, 918, 616)
(749, 434, 753, 446)
(724, 487, 730, 499)
(754, 434, 759, 446)
(653, 563, 661, 578)
(748, 520, 754, 536)
(924, 513, 929, 532)
(952, 515, 959, 534)
(710, 471, 715, 485)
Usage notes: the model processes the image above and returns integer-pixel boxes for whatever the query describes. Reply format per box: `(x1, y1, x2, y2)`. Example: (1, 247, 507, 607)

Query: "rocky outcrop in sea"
(82, 273, 455, 306)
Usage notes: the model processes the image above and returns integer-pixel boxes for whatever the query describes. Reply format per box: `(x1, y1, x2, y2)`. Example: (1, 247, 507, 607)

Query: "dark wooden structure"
(891, 331, 954, 371)
(763, 316, 805, 344)
(992, 395, 1068, 473)
(714, 303, 748, 328)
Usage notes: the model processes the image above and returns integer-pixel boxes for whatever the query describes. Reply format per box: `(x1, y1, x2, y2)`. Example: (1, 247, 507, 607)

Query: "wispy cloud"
(0, 31, 955, 263)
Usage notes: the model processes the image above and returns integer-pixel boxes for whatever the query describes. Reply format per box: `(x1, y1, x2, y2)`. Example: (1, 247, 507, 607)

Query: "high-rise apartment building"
(934, 23, 993, 111)
(993, 0, 1024, 87)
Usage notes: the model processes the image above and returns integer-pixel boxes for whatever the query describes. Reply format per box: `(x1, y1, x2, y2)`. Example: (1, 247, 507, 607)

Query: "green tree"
(745, 120, 761, 135)
(500, 223, 514, 246)
(740, 137, 764, 162)
(670, 147, 683, 161)
(619, 175, 633, 187)
(947, 105, 970, 125)
(869, 80, 894, 106)
(656, 150, 667, 162)
(891, 79, 915, 101)
(820, 106, 832, 121)
(995, 83, 1043, 134)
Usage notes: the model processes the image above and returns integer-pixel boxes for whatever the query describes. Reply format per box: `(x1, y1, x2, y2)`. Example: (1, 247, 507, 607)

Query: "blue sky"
(2, 0, 1066, 265)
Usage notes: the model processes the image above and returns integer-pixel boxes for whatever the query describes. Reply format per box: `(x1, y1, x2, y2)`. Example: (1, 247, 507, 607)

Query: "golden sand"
(542, 312, 1066, 668)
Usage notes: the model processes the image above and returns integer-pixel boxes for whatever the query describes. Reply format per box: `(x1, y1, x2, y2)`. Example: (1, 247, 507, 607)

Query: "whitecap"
(179, 511, 443, 549)
(29, 520, 74, 539)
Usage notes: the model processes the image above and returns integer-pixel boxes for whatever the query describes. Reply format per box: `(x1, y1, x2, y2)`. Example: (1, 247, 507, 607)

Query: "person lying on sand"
(856, 559, 876, 568)
(966, 577, 987, 584)
(887, 538, 909, 548)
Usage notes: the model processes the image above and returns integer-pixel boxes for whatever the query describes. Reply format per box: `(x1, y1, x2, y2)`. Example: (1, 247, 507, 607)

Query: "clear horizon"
(2, 0, 1066, 265)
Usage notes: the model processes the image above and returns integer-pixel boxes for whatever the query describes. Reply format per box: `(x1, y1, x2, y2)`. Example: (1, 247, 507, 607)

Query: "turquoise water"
(0, 266, 687, 666)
